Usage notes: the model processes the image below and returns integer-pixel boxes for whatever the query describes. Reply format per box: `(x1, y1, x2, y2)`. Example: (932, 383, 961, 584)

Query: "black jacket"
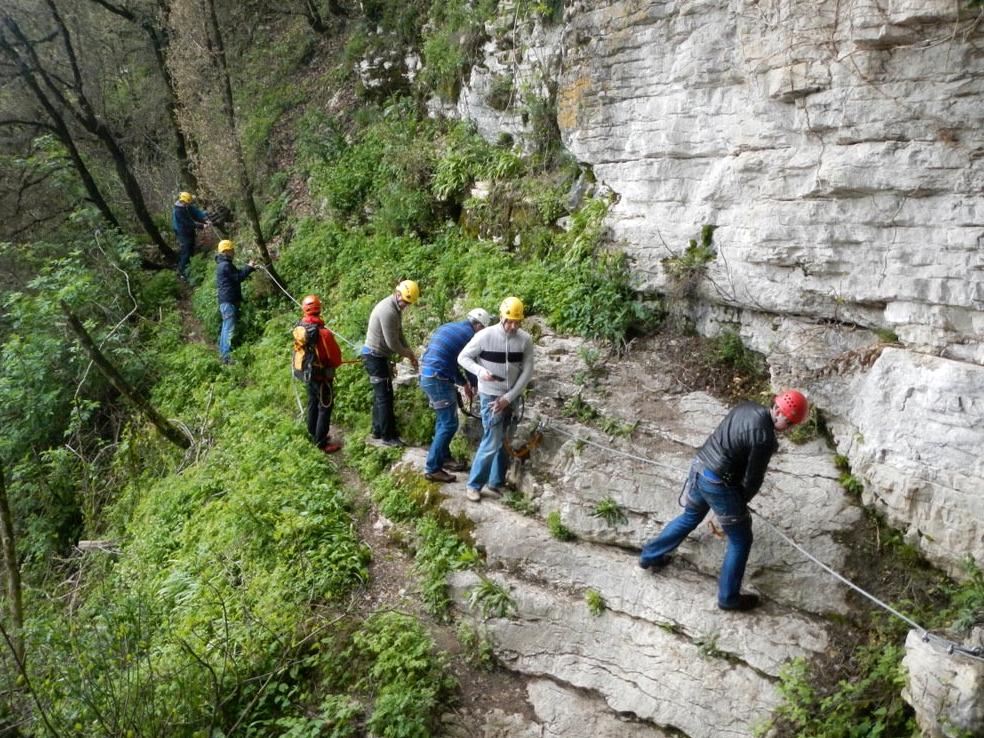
(215, 254, 254, 305)
(696, 402, 778, 501)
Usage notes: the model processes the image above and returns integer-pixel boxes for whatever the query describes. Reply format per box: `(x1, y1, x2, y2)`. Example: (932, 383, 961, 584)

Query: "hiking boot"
(425, 469, 456, 483)
(322, 442, 342, 454)
(718, 593, 761, 612)
(465, 487, 481, 502)
(443, 459, 469, 472)
(381, 438, 405, 448)
(484, 485, 504, 499)
(639, 555, 671, 572)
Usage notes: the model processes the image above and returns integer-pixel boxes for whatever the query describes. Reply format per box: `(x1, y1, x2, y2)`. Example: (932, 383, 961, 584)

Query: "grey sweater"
(458, 323, 534, 404)
(364, 295, 412, 359)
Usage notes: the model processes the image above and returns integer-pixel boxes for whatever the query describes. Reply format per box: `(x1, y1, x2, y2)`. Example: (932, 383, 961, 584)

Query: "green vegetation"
(546, 510, 576, 541)
(456, 621, 495, 668)
(503, 490, 539, 516)
(585, 588, 605, 616)
(468, 577, 517, 619)
(788, 407, 825, 445)
(592, 497, 628, 527)
(839, 472, 864, 496)
(663, 224, 717, 293)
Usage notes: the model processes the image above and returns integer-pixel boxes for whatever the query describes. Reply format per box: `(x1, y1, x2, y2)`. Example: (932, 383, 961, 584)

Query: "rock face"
(456, 0, 984, 580)
(902, 629, 984, 738)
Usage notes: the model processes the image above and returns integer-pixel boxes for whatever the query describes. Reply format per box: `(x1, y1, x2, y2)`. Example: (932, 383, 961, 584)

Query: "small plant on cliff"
(585, 589, 605, 616)
(503, 490, 538, 516)
(663, 224, 716, 294)
(546, 510, 576, 541)
(592, 498, 628, 527)
(468, 577, 517, 619)
(839, 472, 863, 496)
(456, 621, 495, 668)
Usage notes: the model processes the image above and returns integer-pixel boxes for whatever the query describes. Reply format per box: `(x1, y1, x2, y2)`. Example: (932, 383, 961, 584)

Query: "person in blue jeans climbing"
(458, 297, 534, 502)
(639, 390, 810, 612)
(419, 308, 491, 483)
(214, 239, 255, 364)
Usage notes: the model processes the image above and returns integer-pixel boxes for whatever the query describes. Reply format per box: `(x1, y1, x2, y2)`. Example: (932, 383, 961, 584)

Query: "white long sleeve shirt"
(458, 323, 534, 404)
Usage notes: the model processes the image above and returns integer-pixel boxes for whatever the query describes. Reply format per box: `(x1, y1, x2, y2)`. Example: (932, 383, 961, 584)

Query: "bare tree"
(0, 4, 175, 260)
(0, 460, 23, 666)
(167, 0, 286, 287)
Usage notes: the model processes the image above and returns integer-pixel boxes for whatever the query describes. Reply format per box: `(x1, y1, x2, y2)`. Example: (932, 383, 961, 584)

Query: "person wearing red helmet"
(299, 294, 343, 453)
(639, 390, 809, 611)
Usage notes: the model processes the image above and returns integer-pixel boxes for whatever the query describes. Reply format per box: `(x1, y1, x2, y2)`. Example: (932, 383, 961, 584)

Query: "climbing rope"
(533, 414, 984, 663)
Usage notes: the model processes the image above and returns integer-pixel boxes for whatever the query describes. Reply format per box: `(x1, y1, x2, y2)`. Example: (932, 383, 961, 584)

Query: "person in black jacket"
(171, 192, 210, 281)
(215, 239, 255, 364)
(639, 390, 809, 611)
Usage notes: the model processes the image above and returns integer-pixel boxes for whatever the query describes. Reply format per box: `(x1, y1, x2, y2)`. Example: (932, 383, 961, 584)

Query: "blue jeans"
(218, 302, 237, 361)
(421, 376, 459, 474)
(176, 233, 195, 279)
(640, 466, 753, 607)
(467, 394, 512, 491)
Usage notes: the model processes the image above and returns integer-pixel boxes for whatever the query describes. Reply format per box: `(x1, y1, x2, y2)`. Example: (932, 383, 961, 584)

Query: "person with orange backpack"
(639, 390, 810, 611)
(293, 295, 343, 453)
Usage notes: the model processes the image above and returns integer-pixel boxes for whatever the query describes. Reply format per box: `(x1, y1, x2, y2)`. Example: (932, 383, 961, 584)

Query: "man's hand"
(408, 354, 419, 371)
(492, 396, 510, 414)
(463, 383, 475, 400)
(247, 260, 257, 268)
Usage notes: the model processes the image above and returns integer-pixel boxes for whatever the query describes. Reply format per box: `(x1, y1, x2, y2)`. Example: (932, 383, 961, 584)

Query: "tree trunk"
(201, 0, 287, 289)
(0, 24, 121, 231)
(0, 460, 23, 665)
(62, 302, 191, 449)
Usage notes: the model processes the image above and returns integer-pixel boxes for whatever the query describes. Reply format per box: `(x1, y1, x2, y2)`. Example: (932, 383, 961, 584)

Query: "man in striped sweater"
(458, 297, 534, 502)
(419, 307, 491, 483)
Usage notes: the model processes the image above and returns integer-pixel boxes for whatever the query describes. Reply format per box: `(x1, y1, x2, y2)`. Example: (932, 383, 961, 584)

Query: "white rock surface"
(902, 629, 984, 738)
(451, 570, 782, 738)
(527, 679, 673, 738)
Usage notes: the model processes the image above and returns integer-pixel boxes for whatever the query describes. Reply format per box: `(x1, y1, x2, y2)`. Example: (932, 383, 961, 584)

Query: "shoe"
(465, 487, 481, 502)
(443, 459, 469, 472)
(639, 555, 671, 571)
(381, 438, 405, 448)
(718, 594, 761, 612)
(220, 358, 235, 366)
(425, 469, 456, 483)
(484, 485, 504, 499)
(322, 443, 342, 454)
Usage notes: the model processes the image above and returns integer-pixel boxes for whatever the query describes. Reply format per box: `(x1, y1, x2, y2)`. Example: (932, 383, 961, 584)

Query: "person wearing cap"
(639, 390, 810, 612)
(297, 295, 343, 453)
(457, 297, 534, 502)
(419, 308, 491, 483)
(171, 191, 209, 281)
(361, 280, 420, 447)
(214, 239, 255, 364)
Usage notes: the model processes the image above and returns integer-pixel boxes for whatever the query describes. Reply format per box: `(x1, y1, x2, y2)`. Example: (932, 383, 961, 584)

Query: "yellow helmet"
(396, 280, 420, 304)
(178, 191, 193, 204)
(499, 296, 524, 321)
(217, 239, 235, 254)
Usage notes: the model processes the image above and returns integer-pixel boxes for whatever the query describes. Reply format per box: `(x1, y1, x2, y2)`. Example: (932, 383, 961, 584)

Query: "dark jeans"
(307, 380, 334, 448)
(640, 464, 753, 607)
(362, 354, 397, 441)
(176, 233, 195, 279)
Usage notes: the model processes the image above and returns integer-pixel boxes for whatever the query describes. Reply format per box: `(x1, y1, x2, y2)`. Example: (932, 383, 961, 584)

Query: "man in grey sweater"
(361, 280, 420, 446)
(458, 296, 534, 501)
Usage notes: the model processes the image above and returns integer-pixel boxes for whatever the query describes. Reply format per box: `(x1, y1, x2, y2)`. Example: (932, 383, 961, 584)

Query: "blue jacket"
(421, 320, 477, 386)
(172, 202, 208, 237)
(215, 254, 254, 305)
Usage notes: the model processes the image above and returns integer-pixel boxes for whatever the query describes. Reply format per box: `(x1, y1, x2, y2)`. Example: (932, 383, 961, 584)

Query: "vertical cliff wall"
(458, 0, 984, 578)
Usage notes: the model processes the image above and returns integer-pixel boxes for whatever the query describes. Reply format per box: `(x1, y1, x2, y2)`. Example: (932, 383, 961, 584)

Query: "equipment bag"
(291, 322, 320, 381)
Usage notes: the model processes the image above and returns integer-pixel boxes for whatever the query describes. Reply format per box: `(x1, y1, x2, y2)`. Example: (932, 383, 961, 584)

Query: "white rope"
(253, 263, 363, 353)
(537, 415, 984, 663)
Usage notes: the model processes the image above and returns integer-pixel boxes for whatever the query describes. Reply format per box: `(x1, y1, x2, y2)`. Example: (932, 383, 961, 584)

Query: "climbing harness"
(534, 415, 984, 664)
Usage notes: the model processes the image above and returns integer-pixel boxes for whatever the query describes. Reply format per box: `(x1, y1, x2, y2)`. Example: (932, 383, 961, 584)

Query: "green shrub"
(592, 498, 628, 527)
(546, 510, 575, 541)
(456, 621, 495, 668)
(468, 577, 516, 619)
(585, 589, 605, 616)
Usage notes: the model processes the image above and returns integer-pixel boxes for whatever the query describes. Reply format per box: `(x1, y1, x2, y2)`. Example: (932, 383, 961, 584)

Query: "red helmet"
(301, 294, 321, 315)
(775, 390, 809, 425)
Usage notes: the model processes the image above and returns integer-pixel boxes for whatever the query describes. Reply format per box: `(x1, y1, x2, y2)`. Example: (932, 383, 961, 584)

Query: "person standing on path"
(639, 390, 810, 612)
(171, 192, 209, 281)
(458, 297, 534, 502)
(214, 239, 255, 364)
(297, 294, 343, 453)
(361, 280, 420, 447)
(420, 308, 491, 483)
